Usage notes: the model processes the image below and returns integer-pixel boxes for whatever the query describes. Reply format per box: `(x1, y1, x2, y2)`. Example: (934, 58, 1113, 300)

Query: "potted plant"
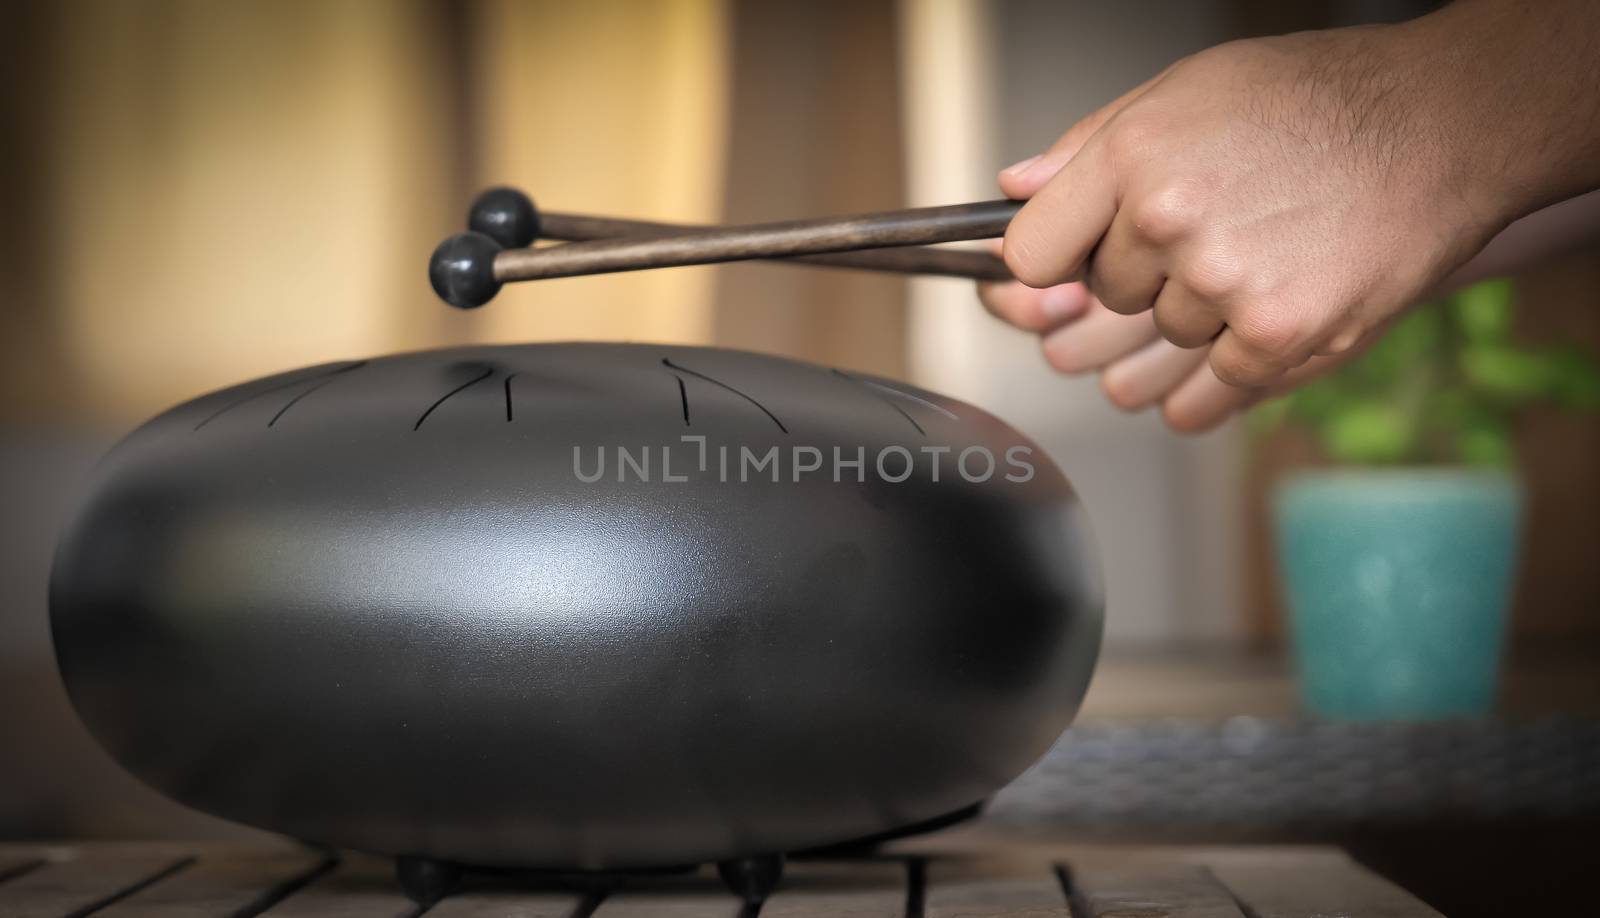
(1252, 279, 1600, 720)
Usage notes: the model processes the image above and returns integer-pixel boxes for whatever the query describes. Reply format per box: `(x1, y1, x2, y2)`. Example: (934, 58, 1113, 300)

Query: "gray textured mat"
(990, 717, 1600, 834)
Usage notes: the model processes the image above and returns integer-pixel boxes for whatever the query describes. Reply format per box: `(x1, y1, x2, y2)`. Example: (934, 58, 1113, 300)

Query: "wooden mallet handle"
(466, 187, 1012, 281)
(536, 211, 1013, 282)
(429, 192, 1019, 309)
(500, 199, 1019, 281)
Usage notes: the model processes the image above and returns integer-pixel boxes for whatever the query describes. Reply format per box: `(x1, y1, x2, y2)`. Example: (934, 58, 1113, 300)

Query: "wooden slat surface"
(94, 852, 330, 918)
(255, 855, 417, 918)
(1065, 863, 1245, 918)
(591, 869, 741, 918)
(760, 859, 908, 918)
(923, 858, 1069, 918)
(0, 841, 1451, 917)
(424, 886, 581, 918)
(0, 851, 192, 918)
(1210, 858, 1445, 918)
(0, 859, 47, 888)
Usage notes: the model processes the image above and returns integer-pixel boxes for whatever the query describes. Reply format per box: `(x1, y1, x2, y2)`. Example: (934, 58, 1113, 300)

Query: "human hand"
(978, 182, 1600, 431)
(997, 24, 1508, 391)
(981, 0, 1600, 432)
(977, 271, 1351, 431)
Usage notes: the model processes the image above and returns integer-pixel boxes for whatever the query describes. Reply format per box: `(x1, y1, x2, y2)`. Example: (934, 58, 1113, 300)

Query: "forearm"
(1406, 0, 1600, 225)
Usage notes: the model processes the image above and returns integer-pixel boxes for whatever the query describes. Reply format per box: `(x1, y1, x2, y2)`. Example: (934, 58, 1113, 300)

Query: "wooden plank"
(0, 850, 193, 918)
(0, 840, 1448, 918)
(0, 843, 304, 865)
(259, 855, 417, 918)
(760, 859, 908, 918)
(95, 851, 331, 918)
(1065, 863, 1245, 918)
(891, 825, 1349, 869)
(1211, 858, 1446, 918)
(924, 858, 1071, 918)
(590, 868, 741, 918)
(0, 859, 47, 888)
(427, 882, 582, 918)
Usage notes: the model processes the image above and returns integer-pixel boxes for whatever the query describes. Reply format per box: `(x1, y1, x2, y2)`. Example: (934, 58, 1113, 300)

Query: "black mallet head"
(428, 231, 502, 309)
(468, 186, 540, 249)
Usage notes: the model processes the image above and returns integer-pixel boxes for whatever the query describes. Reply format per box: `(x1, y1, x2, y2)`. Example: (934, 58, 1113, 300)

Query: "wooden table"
(0, 839, 1445, 917)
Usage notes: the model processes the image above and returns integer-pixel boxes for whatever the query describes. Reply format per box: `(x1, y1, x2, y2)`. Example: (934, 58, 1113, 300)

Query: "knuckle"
(1182, 247, 1247, 300)
(1088, 290, 1126, 316)
(1082, 265, 1120, 312)
(1209, 349, 1267, 388)
(1231, 307, 1307, 355)
(1088, 264, 1148, 315)
(1149, 314, 1182, 346)
(1319, 326, 1364, 355)
(1096, 291, 1144, 316)
(1131, 184, 1199, 244)
(1239, 267, 1284, 304)
(1152, 309, 1211, 349)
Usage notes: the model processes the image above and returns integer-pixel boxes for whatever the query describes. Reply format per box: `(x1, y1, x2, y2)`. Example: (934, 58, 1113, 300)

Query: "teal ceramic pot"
(1274, 469, 1522, 720)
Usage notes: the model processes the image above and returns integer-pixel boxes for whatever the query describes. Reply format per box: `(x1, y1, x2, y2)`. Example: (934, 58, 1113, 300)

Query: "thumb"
(998, 64, 1175, 200)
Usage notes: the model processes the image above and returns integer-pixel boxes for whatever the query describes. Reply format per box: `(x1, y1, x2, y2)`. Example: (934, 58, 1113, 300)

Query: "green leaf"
(1452, 278, 1516, 344)
(1422, 386, 1474, 429)
(1286, 377, 1352, 424)
(1460, 345, 1556, 400)
(1255, 270, 1600, 465)
(1456, 415, 1516, 467)
(1321, 403, 1415, 464)
(1350, 305, 1442, 387)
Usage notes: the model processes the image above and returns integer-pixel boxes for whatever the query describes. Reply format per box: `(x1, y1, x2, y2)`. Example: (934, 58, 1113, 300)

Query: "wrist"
(1399, 0, 1600, 226)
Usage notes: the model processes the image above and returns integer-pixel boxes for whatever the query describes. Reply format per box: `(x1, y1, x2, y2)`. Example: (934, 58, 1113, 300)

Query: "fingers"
(1163, 312, 1383, 432)
(1149, 281, 1226, 347)
(1209, 324, 1300, 388)
(998, 65, 1176, 200)
(1003, 137, 1119, 289)
(1155, 317, 1382, 432)
(1084, 209, 1168, 317)
(1101, 340, 1209, 411)
(998, 154, 1067, 202)
(1040, 299, 1160, 375)
(999, 64, 1179, 288)
(997, 124, 1109, 203)
(976, 272, 1272, 433)
(1161, 363, 1262, 433)
(987, 44, 1393, 428)
(1269, 317, 1390, 394)
(1269, 354, 1341, 394)
(977, 280, 1092, 332)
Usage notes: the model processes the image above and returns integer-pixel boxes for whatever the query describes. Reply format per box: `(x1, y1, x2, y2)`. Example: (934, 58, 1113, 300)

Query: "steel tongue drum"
(50, 194, 1103, 906)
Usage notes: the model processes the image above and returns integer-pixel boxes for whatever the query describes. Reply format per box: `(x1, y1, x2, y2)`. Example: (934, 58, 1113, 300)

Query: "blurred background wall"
(0, 0, 915, 422)
(1, 0, 1597, 842)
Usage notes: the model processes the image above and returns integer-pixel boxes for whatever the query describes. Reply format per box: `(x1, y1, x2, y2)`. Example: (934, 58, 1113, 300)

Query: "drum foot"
(396, 855, 460, 905)
(717, 853, 784, 904)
